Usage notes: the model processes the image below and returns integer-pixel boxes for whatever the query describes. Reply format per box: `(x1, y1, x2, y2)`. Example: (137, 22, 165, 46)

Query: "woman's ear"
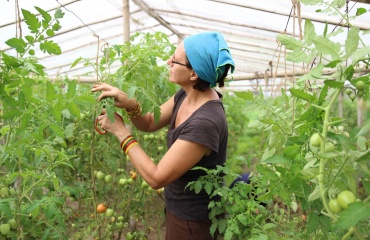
(189, 70, 198, 81)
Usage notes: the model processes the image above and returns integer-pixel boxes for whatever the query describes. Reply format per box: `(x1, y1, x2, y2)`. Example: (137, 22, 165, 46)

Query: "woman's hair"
(193, 64, 231, 92)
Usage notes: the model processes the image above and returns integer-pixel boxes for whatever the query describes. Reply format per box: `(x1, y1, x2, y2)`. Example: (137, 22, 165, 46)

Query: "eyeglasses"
(171, 59, 191, 68)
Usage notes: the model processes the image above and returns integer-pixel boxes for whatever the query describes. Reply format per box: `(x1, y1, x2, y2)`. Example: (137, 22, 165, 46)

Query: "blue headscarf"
(184, 32, 235, 87)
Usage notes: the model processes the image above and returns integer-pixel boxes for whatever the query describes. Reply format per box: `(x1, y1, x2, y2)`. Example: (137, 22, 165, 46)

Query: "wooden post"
(123, 0, 130, 43)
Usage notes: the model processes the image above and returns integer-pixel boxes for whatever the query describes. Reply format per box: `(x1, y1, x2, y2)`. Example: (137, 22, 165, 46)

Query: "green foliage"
(190, 1, 369, 239)
(0, 6, 174, 239)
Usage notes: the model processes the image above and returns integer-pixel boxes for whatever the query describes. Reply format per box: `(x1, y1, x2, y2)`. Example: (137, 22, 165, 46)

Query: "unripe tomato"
(128, 178, 134, 185)
(325, 142, 335, 152)
(97, 203, 107, 213)
(116, 221, 123, 229)
(0, 224, 10, 235)
(345, 89, 352, 95)
(96, 171, 105, 180)
(357, 91, 364, 97)
(349, 93, 356, 101)
(104, 174, 112, 183)
(106, 208, 114, 217)
(355, 80, 365, 91)
(119, 178, 128, 186)
(7, 219, 16, 229)
(126, 232, 134, 240)
(310, 133, 321, 147)
(157, 146, 164, 152)
(0, 187, 9, 197)
(117, 216, 124, 222)
(143, 134, 150, 141)
(337, 190, 356, 209)
(329, 199, 342, 213)
(141, 181, 149, 188)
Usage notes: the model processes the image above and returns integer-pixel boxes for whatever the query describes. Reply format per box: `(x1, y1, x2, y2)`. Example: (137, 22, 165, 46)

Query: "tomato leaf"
(40, 40, 61, 55)
(335, 202, 370, 229)
(345, 28, 359, 58)
(356, 7, 367, 16)
(324, 80, 344, 89)
(313, 36, 340, 61)
(289, 88, 316, 103)
(5, 37, 27, 53)
(45, 81, 56, 102)
(22, 9, 40, 33)
(66, 80, 77, 99)
(262, 155, 291, 167)
(304, 19, 315, 45)
(234, 91, 254, 101)
(70, 57, 82, 69)
(154, 106, 161, 124)
(277, 34, 303, 50)
(67, 102, 81, 118)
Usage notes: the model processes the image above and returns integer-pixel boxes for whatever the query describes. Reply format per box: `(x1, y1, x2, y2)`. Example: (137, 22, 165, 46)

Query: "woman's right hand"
(91, 83, 137, 109)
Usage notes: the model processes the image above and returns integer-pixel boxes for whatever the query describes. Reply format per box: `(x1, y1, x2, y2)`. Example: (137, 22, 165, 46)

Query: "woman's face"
(167, 42, 193, 86)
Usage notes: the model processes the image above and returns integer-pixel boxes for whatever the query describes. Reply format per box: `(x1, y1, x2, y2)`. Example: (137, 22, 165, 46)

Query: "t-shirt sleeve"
(178, 117, 220, 153)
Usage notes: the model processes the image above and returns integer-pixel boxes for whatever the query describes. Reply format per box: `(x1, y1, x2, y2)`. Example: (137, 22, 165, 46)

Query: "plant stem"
(317, 88, 342, 221)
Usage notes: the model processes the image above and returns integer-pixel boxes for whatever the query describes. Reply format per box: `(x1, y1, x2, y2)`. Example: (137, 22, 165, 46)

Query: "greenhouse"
(0, 0, 369, 239)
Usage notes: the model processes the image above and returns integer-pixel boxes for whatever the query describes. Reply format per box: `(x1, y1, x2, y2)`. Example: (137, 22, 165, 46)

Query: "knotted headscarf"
(184, 32, 235, 87)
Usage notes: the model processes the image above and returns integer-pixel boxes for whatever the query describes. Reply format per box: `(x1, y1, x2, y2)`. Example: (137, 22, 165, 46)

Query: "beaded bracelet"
(125, 101, 142, 119)
(120, 135, 138, 154)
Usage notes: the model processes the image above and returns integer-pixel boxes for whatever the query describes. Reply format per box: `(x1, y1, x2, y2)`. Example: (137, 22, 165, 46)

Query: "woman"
(92, 31, 235, 240)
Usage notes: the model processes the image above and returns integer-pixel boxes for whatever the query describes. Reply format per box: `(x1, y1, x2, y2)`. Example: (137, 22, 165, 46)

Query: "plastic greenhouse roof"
(1, 0, 370, 90)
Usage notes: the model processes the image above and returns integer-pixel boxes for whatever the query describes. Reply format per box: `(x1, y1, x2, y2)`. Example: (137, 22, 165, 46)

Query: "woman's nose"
(167, 58, 172, 66)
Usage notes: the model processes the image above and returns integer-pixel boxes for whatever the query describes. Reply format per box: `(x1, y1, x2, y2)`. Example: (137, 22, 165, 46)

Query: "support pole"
(123, 0, 130, 43)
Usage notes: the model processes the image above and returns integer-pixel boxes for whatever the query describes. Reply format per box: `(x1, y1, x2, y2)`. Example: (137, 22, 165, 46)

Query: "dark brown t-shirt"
(164, 89, 228, 220)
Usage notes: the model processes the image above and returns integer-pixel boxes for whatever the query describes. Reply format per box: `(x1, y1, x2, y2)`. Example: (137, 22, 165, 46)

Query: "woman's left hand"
(96, 110, 130, 139)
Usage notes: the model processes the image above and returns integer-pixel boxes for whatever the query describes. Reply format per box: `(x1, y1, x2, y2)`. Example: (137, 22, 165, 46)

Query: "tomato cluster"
(329, 190, 357, 214)
(0, 219, 17, 236)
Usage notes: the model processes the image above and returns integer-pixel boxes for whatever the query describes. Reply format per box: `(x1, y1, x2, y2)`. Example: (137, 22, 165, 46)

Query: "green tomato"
(0, 224, 10, 235)
(96, 171, 105, 180)
(143, 134, 150, 141)
(355, 80, 365, 91)
(345, 89, 352, 95)
(80, 113, 87, 120)
(116, 222, 123, 229)
(119, 178, 128, 186)
(310, 133, 321, 147)
(117, 216, 124, 222)
(126, 232, 134, 240)
(106, 208, 114, 217)
(349, 93, 356, 101)
(337, 190, 356, 209)
(104, 174, 112, 183)
(7, 219, 16, 229)
(325, 142, 335, 152)
(357, 91, 364, 98)
(127, 178, 134, 185)
(157, 146, 164, 152)
(0, 187, 8, 197)
(141, 181, 149, 188)
(329, 199, 342, 214)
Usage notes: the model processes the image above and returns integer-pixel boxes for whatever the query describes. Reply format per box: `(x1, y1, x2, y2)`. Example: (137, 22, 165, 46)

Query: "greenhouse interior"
(1, 0, 370, 239)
